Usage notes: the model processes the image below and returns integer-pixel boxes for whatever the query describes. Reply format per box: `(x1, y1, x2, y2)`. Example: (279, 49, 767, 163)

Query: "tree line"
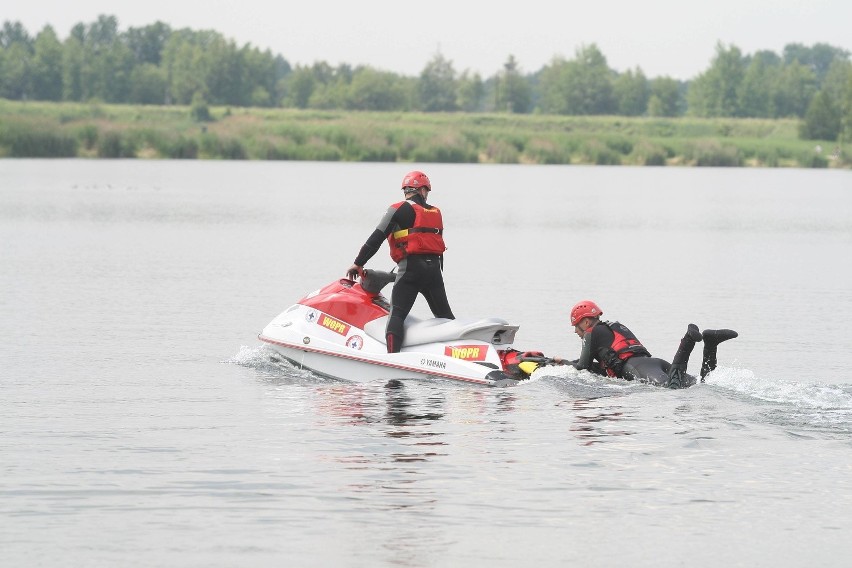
(1, 15, 851, 141)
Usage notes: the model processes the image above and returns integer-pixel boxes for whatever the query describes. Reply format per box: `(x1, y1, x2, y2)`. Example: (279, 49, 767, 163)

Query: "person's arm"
(551, 356, 606, 375)
(351, 229, 386, 268)
(574, 333, 595, 370)
(574, 325, 610, 375)
(550, 342, 585, 369)
(347, 204, 410, 277)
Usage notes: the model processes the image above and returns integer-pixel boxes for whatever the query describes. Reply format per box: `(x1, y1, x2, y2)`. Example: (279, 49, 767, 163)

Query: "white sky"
(6, 1, 851, 80)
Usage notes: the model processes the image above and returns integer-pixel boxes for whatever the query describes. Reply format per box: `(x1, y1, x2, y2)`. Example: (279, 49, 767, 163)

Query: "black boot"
(386, 332, 402, 354)
(671, 324, 702, 368)
(686, 323, 703, 343)
(700, 329, 738, 379)
(702, 328, 738, 347)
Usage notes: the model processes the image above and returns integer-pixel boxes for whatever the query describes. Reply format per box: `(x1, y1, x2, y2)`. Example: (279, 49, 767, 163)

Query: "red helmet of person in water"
(570, 300, 602, 326)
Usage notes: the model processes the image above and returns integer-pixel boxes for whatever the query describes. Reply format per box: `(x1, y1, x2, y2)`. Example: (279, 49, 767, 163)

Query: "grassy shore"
(1, 99, 848, 168)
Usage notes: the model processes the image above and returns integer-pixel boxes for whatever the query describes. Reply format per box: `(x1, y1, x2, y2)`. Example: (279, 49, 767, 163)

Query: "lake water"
(2, 159, 851, 567)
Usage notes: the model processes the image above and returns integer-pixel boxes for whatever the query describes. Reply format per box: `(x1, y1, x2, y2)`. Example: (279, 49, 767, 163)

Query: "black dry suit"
(352, 192, 454, 353)
(575, 320, 736, 388)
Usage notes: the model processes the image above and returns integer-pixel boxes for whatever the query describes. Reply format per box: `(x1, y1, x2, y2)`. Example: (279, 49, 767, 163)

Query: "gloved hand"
(346, 264, 364, 280)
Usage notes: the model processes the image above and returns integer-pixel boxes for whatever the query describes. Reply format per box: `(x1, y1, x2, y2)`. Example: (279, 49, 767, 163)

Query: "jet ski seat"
(364, 315, 519, 347)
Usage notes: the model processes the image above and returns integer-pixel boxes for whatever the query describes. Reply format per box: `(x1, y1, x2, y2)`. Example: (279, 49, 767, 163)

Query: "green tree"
(819, 59, 852, 107)
(125, 21, 171, 66)
(738, 50, 781, 117)
(418, 53, 457, 112)
(842, 73, 852, 142)
(308, 82, 347, 109)
(822, 61, 852, 142)
(128, 63, 167, 104)
(494, 55, 532, 113)
(281, 65, 316, 108)
(205, 36, 246, 105)
(346, 66, 407, 111)
(55, 15, 135, 103)
(0, 21, 34, 99)
(783, 42, 850, 84)
(0, 21, 32, 48)
(271, 55, 291, 104)
(61, 24, 85, 100)
(687, 42, 745, 117)
(241, 47, 281, 107)
(799, 90, 841, 140)
(538, 44, 615, 115)
(162, 29, 217, 104)
(131, 23, 279, 107)
(773, 61, 817, 117)
(456, 70, 485, 112)
(31, 26, 63, 100)
(537, 56, 571, 114)
(647, 77, 681, 117)
(613, 67, 649, 116)
(305, 63, 352, 109)
(82, 15, 134, 102)
(0, 40, 32, 100)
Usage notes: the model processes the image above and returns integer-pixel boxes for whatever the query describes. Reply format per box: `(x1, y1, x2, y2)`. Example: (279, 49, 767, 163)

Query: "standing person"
(346, 170, 455, 353)
(555, 300, 737, 388)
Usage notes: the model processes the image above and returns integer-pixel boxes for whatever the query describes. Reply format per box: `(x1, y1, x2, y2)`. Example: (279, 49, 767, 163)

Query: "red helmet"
(401, 170, 431, 191)
(570, 300, 602, 326)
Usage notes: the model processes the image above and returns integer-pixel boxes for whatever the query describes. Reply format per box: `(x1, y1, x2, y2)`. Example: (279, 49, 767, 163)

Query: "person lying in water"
(549, 300, 738, 389)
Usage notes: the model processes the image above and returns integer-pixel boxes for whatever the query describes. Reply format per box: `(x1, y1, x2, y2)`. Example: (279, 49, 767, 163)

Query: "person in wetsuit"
(555, 300, 738, 388)
(346, 170, 454, 353)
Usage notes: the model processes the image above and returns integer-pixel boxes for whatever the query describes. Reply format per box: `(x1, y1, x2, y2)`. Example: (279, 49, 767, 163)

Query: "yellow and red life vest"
(596, 321, 651, 377)
(387, 200, 446, 263)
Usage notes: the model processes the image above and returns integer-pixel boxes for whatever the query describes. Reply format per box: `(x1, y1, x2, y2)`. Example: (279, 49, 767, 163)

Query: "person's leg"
(667, 324, 702, 388)
(420, 256, 455, 319)
(623, 357, 669, 386)
(700, 329, 738, 378)
(386, 260, 419, 353)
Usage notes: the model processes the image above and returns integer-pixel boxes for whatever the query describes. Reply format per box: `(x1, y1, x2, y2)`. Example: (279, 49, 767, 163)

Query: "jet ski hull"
(260, 334, 518, 386)
(259, 298, 523, 387)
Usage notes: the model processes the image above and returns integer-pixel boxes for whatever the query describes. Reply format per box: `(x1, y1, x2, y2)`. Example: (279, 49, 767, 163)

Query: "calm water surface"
(2, 160, 851, 567)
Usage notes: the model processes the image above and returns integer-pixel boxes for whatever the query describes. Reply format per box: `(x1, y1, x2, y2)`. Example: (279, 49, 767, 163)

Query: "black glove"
(346, 264, 364, 280)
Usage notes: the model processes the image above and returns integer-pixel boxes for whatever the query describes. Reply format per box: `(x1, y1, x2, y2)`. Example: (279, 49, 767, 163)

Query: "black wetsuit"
(353, 194, 454, 352)
(575, 321, 698, 387)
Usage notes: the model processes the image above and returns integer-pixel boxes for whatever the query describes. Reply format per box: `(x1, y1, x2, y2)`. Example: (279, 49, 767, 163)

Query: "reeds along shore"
(0, 100, 848, 168)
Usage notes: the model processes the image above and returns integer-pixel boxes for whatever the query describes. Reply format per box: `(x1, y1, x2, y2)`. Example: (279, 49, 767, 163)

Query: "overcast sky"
(7, 1, 851, 80)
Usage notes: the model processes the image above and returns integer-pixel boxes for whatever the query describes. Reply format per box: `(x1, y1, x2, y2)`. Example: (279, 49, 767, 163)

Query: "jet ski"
(258, 269, 539, 387)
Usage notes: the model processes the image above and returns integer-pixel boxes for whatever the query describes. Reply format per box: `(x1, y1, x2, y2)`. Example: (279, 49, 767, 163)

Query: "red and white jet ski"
(258, 270, 537, 387)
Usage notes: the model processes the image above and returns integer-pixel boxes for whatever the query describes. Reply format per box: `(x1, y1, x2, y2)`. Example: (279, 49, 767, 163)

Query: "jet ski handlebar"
(359, 269, 397, 295)
(519, 354, 577, 368)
